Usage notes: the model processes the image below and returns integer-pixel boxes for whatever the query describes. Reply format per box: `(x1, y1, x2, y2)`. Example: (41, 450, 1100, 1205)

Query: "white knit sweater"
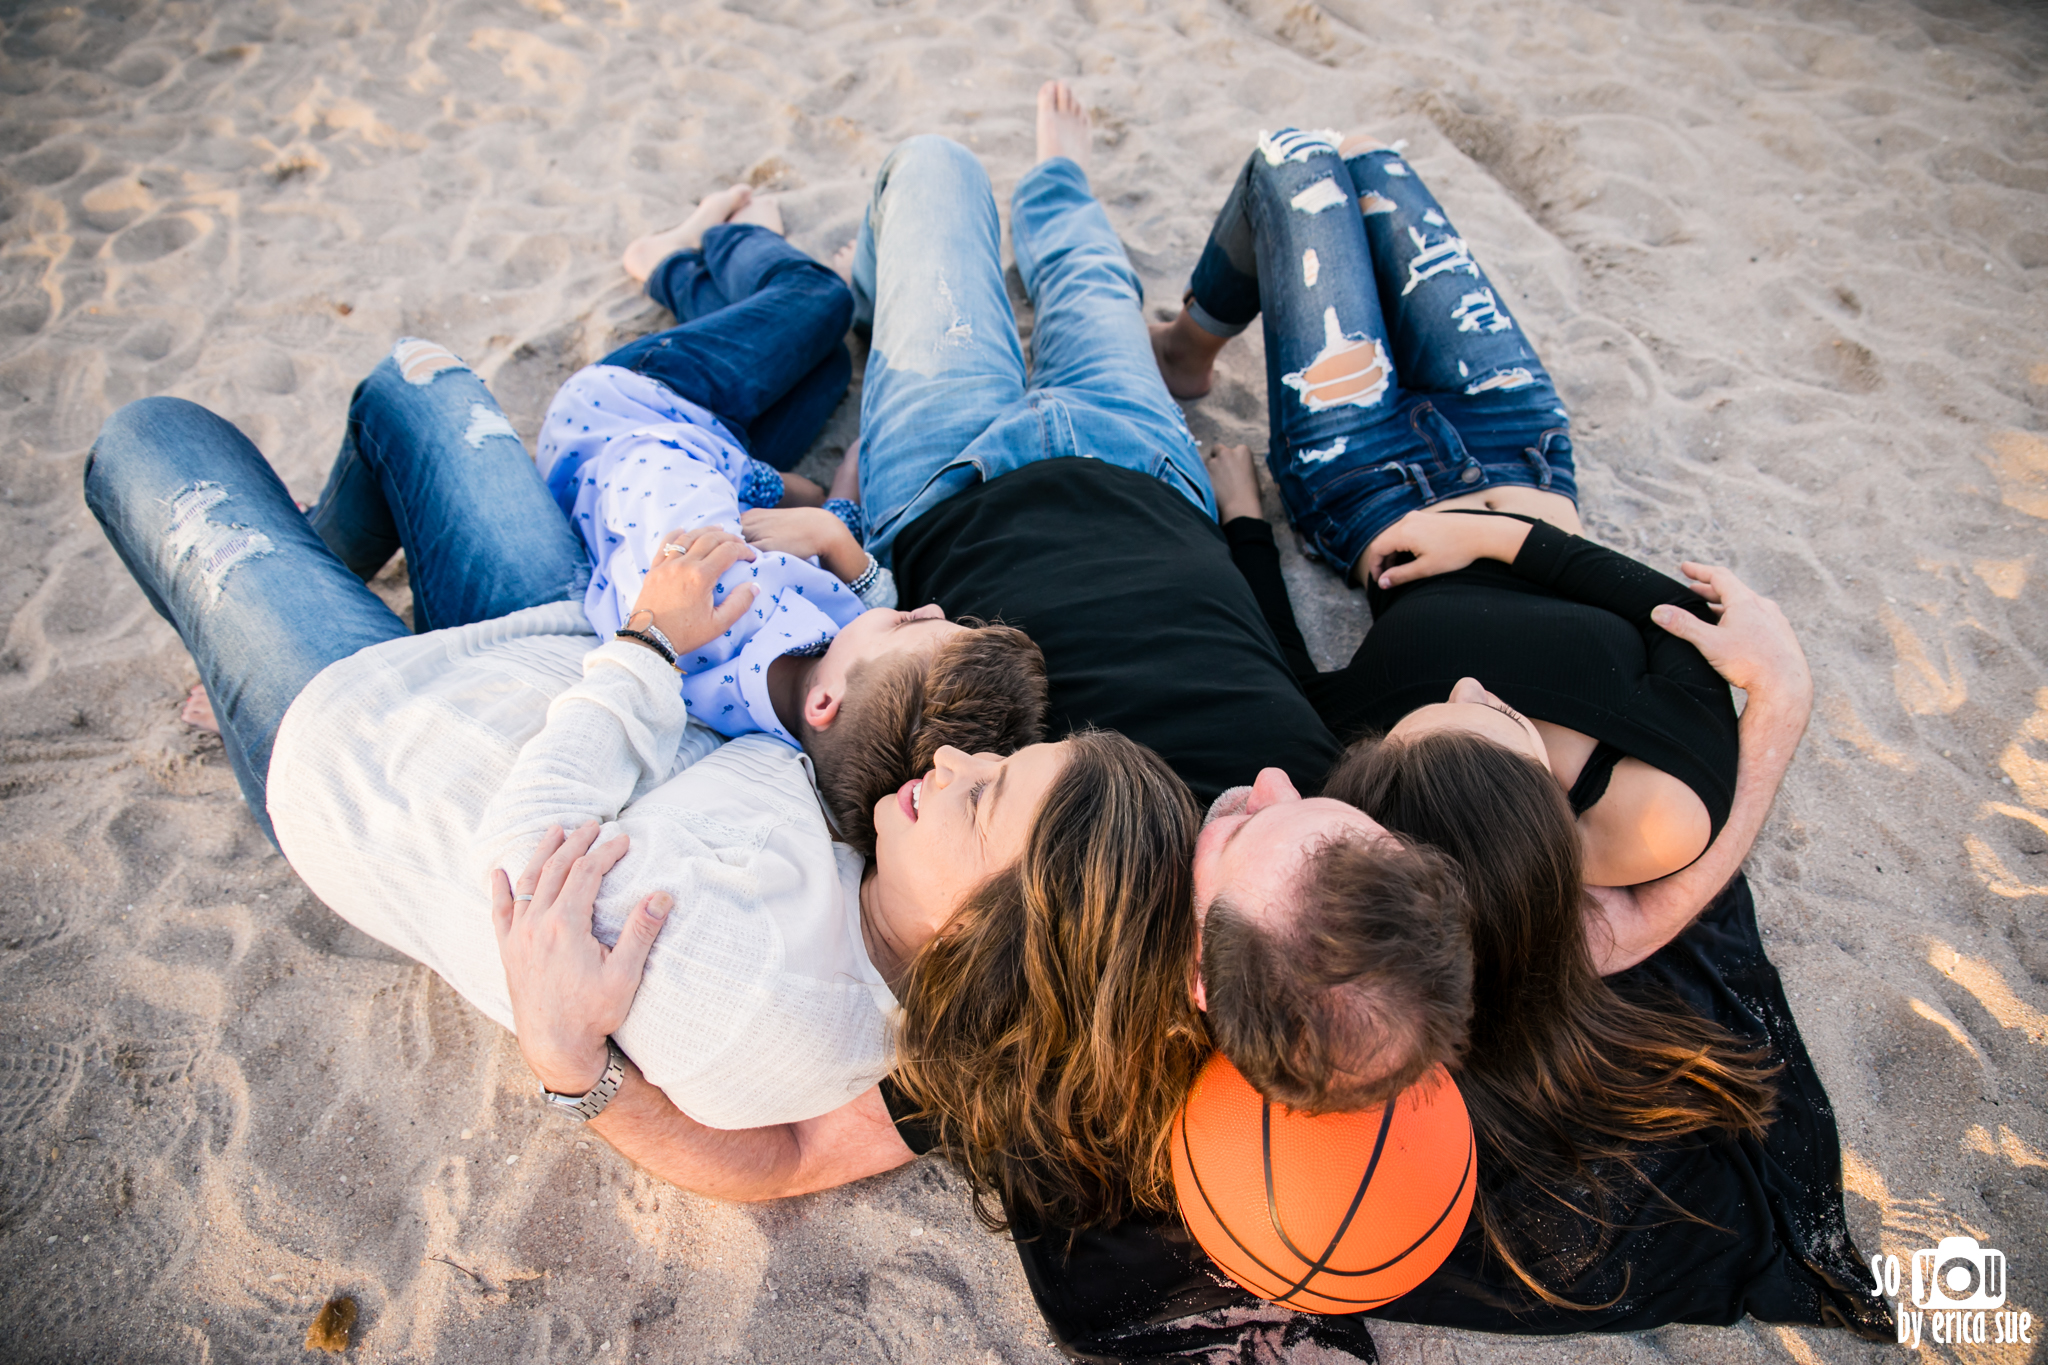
(267, 600, 898, 1129)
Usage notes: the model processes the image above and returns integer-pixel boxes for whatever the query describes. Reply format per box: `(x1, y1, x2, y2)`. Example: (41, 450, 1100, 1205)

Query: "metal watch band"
(539, 1039, 627, 1123)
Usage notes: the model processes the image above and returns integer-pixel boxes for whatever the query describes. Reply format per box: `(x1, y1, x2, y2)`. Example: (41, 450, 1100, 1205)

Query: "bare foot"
(829, 242, 856, 286)
(181, 683, 220, 734)
(1205, 444, 1264, 523)
(1036, 80, 1091, 172)
(728, 194, 784, 235)
(829, 439, 861, 502)
(621, 184, 753, 282)
(1151, 310, 1230, 400)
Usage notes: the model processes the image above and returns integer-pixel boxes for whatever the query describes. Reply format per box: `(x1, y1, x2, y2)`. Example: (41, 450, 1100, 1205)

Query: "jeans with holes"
(1188, 132, 1576, 577)
(849, 136, 1215, 566)
(84, 351, 588, 844)
(604, 222, 854, 472)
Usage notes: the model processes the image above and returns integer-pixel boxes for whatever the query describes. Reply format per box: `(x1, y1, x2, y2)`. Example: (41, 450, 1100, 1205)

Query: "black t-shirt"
(889, 457, 1341, 807)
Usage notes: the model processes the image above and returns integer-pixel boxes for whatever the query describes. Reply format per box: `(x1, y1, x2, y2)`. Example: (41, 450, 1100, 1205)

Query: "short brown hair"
(1200, 834, 1473, 1114)
(803, 620, 1048, 857)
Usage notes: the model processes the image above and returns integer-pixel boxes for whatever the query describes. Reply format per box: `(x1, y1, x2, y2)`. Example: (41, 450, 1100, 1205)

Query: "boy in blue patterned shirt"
(537, 187, 1047, 851)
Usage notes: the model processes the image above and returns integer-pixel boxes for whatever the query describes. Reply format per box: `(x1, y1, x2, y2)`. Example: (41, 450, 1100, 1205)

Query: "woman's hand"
(1652, 564, 1812, 710)
(628, 527, 759, 656)
(738, 506, 866, 581)
(490, 821, 673, 1095)
(1365, 509, 1532, 589)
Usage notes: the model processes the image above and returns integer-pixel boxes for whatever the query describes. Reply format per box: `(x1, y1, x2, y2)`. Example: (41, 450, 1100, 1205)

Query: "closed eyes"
(1478, 699, 1526, 725)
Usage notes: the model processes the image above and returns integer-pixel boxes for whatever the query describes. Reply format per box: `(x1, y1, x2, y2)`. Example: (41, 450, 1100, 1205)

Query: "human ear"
(803, 682, 842, 731)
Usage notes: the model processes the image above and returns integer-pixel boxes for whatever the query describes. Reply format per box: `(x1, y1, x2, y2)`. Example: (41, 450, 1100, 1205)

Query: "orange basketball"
(1171, 1053, 1476, 1314)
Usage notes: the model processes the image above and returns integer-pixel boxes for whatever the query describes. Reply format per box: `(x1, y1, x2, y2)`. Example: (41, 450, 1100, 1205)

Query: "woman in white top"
(84, 343, 1197, 1136)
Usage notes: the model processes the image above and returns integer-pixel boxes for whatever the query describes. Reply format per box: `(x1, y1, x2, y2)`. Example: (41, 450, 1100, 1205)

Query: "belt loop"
(1524, 430, 1562, 489)
(1406, 461, 1437, 503)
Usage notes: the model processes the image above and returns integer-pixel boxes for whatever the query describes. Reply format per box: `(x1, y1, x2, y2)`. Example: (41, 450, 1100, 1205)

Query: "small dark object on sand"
(305, 1295, 357, 1353)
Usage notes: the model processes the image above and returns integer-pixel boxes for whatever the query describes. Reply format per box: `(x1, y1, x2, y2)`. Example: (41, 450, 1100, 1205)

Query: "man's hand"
(738, 506, 867, 582)
(490, 821, 672, 1095)
(628, 527, 758, 656)
(1365, 509, 1532, 590)
(1652, 563, 1812, 710)
(1589, 565, 1812, 974)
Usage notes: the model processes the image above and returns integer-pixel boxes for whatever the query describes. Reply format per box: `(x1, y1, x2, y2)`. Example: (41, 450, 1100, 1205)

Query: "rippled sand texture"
(2, 0, 2046, 1361)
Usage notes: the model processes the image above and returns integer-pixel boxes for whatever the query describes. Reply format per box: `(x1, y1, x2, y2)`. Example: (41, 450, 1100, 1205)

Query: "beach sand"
(2, 0, 2045, 1360)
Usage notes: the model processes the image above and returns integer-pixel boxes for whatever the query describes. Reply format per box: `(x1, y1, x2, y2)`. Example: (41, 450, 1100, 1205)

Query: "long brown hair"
(1324, 731, 1779, 1306)
(891, 729, 1207, 1233)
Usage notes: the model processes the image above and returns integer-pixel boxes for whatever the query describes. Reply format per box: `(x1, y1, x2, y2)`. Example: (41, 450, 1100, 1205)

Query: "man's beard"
(1204, 784, 1252, 827)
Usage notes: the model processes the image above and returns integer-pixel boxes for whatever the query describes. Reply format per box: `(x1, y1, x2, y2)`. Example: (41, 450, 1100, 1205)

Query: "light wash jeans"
(84, 346, 588, 844)
(850, 136, 1216, 565)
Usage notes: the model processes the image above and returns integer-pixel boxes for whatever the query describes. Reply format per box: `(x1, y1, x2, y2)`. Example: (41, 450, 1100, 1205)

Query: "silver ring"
(513, 894, 535, 902)
(661, 542, 685, 558)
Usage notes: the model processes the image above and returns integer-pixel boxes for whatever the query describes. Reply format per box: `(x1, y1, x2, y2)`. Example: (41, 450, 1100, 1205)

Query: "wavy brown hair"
(1324, 731, 1780, 1307)
(891, 729, 1206, 1233)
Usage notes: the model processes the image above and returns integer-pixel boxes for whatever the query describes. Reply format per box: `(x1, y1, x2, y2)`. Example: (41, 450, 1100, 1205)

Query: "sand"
(1, 0, 2045, 1360)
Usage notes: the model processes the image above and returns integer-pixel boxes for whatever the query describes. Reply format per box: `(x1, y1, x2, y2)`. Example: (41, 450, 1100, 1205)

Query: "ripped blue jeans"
(83, 343, 587, 843)
(1187, 130, 1576, 577)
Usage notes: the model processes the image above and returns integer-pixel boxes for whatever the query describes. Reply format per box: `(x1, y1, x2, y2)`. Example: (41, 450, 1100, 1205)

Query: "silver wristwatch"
(539, 1039, 627, 1123)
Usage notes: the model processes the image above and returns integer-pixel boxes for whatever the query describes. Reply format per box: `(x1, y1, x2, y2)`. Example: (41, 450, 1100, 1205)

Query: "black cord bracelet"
(615, 628, 678, 667)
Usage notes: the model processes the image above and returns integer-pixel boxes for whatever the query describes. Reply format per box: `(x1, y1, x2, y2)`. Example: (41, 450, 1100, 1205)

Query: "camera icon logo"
(1912, 1236, 2006, 1311)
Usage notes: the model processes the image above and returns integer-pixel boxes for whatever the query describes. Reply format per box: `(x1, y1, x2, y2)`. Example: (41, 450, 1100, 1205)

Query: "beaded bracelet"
(847, 554, 883, 600)
(615, 628, 678, 668)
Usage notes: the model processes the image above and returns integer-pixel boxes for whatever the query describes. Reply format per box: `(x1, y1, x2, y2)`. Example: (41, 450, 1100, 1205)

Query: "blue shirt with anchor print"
(537, 363, 893, 747)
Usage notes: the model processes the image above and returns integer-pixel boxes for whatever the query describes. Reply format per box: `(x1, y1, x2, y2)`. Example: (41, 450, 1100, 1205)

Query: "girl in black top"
(1162, 130, 1830, 1320)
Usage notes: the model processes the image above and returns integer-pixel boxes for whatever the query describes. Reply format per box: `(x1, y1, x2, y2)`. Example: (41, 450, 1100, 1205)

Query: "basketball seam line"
(1180, 1086, 1476, 1310)
(1179, 1108, 1305, 1301)
(1306, 1124, 1476, 1282)
(1262, 1125, 1475, 1307)
(1269, 1100, 1396, 1306)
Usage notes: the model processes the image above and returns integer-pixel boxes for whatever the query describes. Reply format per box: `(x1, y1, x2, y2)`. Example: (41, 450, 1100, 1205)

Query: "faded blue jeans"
(605, 222, 854, 473)
(1187, 130, 1576, 576)
(851, 136, 1215, 565)
(83, 344, 587, 844)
